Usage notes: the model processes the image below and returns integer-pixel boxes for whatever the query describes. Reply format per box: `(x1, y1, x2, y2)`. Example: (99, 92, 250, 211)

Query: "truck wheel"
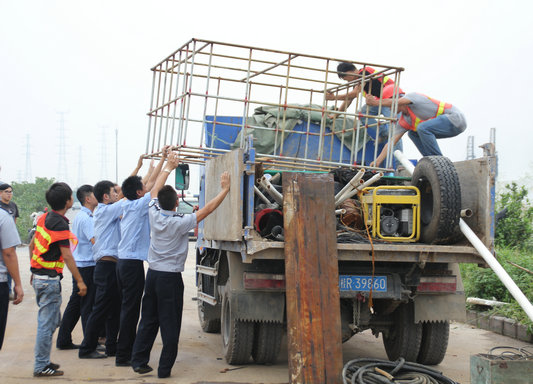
(411, 156, 461, 244)
(221, 286, 254, 365)
(198, 300, 221, 333)
(382, 303, 422, 362)
(252, 322, 283, 364)
(417, 321, 449, 365)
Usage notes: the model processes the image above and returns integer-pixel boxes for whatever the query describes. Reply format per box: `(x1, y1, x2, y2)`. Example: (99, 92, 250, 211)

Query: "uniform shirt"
(394, 93, 467, 135)
(0, 201, 19, 220)
(93, 200, 124, 261)
(0, 209, 21, 282)
(147, 198, 197, 273)
(72, 206, 96, 267)
(118, 193, 151, 261)
(31, 211, 70, 277)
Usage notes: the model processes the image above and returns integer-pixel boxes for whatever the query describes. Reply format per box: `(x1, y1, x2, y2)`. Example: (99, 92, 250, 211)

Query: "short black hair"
(45, 182, 73, 211)
(76, 185, 94, 205)
(121, 176, 143, 201)
(158, 185, 178, 211)
(0, 183, 12, 191)
(337, 62, 356, 79)
(94, 180, 115, 203)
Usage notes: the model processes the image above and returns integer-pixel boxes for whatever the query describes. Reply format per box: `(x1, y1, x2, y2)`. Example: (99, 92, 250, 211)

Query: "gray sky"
(1, 0, 532, 192)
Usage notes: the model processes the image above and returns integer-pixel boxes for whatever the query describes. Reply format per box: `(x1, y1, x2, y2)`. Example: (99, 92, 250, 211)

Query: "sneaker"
(133, 364, 153, 374)
(34, 364, 64, 377)
(49, 362, 60, 370)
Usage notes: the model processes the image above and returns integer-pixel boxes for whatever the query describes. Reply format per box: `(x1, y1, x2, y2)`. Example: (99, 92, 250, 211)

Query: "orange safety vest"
(31, 212, 78, 274)
(398, 95, 452, 132)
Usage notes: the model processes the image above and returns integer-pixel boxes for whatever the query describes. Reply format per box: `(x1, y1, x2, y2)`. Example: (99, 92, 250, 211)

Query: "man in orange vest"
(31, 182, 87, 377)
(366, 91, 467, 167)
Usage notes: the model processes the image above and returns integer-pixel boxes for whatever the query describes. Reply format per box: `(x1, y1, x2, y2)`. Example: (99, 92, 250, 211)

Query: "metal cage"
(145, 38, 404, 171)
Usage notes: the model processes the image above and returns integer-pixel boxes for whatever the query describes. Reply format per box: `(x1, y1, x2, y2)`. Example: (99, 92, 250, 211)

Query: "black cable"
(342, 358, 459, 384)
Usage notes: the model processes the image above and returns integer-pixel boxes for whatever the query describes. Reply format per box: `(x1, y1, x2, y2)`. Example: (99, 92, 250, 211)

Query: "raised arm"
(130, 154, 145, 177)
(145, 146, 170, 192)
(151, 151, 179, 198)
(195, 172, 230, 223)
(141, 160, 155, 186)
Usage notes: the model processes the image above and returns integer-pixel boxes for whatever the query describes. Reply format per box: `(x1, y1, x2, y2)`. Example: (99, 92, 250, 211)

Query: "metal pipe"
(337, 172, 384, 206)
(254, 186, 270, 204)
(335, 209, 346, 215)
(461, 209, 473, 218)
(259, 176, 283, 205)
(395, 149, 533, 323)
(334, 169, 366, 203)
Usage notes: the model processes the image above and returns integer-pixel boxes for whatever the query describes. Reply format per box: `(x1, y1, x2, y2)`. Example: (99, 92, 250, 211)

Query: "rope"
(342, 358, 460, 384)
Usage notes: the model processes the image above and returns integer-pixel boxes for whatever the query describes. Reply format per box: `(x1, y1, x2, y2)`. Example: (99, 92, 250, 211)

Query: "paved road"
(1, 244, 530, 383)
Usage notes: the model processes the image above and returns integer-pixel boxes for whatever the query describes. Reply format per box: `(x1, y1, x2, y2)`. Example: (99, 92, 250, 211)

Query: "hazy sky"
(1, 0, 532, 192)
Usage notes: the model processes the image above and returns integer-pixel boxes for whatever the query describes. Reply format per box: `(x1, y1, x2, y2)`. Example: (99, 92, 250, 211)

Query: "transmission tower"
(77, 146, 84, 187)
(99, 126, 109, 180)
(491, 127, 498, 179)
(57, 112, 69, 182)
(24, 134, 33, 182)
(466, 136, 475, 160)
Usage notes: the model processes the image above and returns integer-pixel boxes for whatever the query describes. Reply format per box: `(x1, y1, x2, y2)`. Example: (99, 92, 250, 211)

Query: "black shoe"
(34, 364, 64, 377)
(105, 350, 116, 357)
(115, 360, 131, 367)
(79, 350, 107, 359)
(57, 343, 81, 350)
(96, 345, 106, 352)
(49, 362, 60, 370)
(158, 371, 171, 378)
(133, 364, 153, 374)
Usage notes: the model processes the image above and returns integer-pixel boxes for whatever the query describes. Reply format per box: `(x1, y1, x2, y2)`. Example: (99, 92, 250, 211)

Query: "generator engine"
(361, 186, 420, 242)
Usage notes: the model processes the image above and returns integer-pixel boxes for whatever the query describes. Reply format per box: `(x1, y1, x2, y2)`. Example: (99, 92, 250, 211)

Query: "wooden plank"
(283, 173, 342, 384)
(204, 149, 243, 241)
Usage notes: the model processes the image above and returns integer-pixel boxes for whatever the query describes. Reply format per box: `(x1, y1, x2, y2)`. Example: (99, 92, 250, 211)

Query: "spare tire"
(411, 156, 461, 244)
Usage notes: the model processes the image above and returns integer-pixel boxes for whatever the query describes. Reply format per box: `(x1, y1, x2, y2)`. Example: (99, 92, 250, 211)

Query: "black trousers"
(56, 266, 96, 347)
(116, 259, 145, 363)
(131, 269, 184, 377)
(0, 282, 8, 350)
(79, 260, 121, 356)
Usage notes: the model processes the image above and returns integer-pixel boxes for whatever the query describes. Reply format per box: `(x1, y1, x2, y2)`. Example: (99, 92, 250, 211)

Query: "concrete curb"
(466, 309, 533, 343)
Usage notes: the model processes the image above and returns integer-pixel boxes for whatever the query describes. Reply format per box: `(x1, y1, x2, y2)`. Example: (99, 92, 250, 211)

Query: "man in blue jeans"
(31, 182, 87, 377)
(367, 92, 467, 167)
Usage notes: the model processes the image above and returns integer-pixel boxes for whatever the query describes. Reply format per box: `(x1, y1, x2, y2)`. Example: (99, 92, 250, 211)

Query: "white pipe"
(460, 220, 533, 322)
(335, 179, 363, 206)
(337, 172, 384, 206)
(394, 149, 533, 322)
(334, 169, 366, 204)
(335, 209, 346, 215)
(393, 149, 415, 175)
(254, 186, 270, 204)
(259, 176, 283, 205)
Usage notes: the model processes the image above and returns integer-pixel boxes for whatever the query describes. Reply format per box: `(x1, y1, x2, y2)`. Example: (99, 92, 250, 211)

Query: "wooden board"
(204, 149, 243, 241)
(283, 173, 342, 384)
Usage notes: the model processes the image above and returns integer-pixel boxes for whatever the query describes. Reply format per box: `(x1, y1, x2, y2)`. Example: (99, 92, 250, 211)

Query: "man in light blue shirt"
(56, 185, 98, 350)
(131, 152, 230, 379)
(0, 208, 23, 350)
(115, 148, 168, 367)
(79, 180, 125, 359)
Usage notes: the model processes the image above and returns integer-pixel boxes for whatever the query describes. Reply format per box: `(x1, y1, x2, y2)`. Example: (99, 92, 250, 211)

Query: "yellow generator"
(360, 186, 421, 242)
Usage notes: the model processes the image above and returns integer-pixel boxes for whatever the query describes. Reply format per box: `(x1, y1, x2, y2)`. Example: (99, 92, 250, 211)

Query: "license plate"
(339, 275, 387, 292)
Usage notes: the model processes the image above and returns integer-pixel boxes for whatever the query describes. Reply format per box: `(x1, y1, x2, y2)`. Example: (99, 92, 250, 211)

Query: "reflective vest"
(31, 212, 78, 274)
(398, 95, 452, 132)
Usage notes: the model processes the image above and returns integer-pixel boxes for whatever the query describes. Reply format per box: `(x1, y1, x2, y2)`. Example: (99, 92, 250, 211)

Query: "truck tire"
(382, 303, 422, 362)
(221, 286, 254, 365)
(417, 321, 449, 365)
(198, 300, 221, 333)
(252, 322, 283, 364)
(411, 156, 461, 244)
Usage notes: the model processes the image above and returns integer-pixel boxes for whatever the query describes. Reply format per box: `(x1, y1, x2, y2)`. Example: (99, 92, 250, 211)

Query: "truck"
(144, 39, 495, 366)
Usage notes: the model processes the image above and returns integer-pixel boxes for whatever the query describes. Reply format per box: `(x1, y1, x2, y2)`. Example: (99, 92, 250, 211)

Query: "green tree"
(11, 177, 55, 242)
(495, 182, 533, 249)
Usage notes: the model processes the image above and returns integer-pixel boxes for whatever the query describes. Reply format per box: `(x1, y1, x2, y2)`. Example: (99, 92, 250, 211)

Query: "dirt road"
(1, 244, 530, 383)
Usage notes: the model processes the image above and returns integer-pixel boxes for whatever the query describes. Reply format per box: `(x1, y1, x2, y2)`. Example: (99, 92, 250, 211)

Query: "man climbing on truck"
(367, 89, 467, 167)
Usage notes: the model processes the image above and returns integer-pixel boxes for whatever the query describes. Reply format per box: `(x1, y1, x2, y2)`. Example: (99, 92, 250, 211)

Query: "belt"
(33, 274, 60, 280)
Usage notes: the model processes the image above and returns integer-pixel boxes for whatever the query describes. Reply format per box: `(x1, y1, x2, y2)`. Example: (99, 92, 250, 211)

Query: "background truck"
(144, 39, 494, 366)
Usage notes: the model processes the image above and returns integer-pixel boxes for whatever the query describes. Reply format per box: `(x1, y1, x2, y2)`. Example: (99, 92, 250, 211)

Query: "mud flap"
(414, 293, 466, 323)
(230, 291, 285, 323)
